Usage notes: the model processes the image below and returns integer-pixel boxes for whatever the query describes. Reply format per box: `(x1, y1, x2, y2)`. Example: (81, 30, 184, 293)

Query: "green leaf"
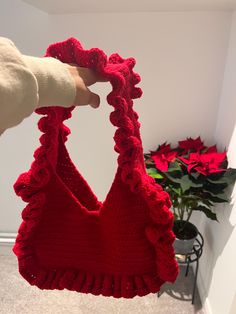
(195, 205, 218, 221)
(197, 201, 212, 208)
(207, 169, 236, 185)
(207, 177, 228, 184)
(146, 168, 164, 179)
(203, 191, 229, 203)
(171, 187, 182, 196)
(199, 199, 214, 207)
(182, 194, 202, 201)
(146, 167, 156, 174)
(189, 173, 206, 185)
(189, 172, 200, 180)
(162, 172, 182, 184)
(164, 170, 182, 179)
(167, 162, 182, 172)
(207, 168, 236, 185)
(203, 182, 227, 194)
(179, 175, 203, 193)
(208, 168, 236, 181)
(207, 171, 224, 181)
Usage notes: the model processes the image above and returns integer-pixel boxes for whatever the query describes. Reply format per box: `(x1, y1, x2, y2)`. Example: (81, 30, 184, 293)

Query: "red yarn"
(13, 37, 179, 298)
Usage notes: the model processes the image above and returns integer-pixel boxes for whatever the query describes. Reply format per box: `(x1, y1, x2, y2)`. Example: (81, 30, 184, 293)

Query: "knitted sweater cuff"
(22, 55, 76, 108)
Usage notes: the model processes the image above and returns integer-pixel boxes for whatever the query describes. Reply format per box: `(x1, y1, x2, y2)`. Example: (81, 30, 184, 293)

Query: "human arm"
(0, 37, 102, 135)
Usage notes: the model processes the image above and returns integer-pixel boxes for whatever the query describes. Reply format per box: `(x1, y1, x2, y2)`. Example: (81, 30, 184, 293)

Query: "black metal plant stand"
(158, 231, 204, 304)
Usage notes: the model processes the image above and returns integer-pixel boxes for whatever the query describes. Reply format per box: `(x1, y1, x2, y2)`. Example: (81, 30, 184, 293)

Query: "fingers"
(81, 68, 108, 86)
(69, 64, 108, 86)
(88, 91, 100, 108)
(67, 64, 104, 108)
(96, 75, 109, 83)
(73, 83, 100, 108)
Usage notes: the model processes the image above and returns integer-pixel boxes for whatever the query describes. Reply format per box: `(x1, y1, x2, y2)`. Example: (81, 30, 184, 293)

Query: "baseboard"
(0, 232, 16, 255)
(197, 267, 213, 314)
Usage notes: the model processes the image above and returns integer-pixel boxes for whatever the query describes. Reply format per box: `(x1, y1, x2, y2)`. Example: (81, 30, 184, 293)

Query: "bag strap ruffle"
(36, 37, 145, 193)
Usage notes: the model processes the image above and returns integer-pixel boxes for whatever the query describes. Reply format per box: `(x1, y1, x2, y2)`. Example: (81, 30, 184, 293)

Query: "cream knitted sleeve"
(0, 37, 76, 135)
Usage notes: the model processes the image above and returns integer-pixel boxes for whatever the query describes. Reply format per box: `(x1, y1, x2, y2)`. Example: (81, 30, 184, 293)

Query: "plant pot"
(173, 220, 198, 255)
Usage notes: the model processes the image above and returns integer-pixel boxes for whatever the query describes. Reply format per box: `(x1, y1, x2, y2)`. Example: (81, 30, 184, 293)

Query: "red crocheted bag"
(13, 37, 179, 298)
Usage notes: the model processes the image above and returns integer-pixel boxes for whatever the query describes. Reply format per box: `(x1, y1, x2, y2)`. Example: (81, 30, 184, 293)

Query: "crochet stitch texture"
(13, 37, 179, 298)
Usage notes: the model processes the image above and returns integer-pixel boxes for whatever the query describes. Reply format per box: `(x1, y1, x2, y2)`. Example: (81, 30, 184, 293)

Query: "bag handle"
(35, 37, 145, 192)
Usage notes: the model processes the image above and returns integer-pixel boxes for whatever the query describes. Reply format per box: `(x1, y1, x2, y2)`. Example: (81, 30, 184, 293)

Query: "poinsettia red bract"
(178, 136, 205, 154)
(150, 143, 177, 171)
(178, 150, 227, 176)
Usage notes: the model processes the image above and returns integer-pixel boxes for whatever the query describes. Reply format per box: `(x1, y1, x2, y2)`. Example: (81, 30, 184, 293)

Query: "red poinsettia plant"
(144, 137, 236, 226)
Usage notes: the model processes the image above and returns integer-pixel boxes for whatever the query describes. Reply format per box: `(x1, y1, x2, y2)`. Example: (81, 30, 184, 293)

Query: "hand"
(67, 64, 107, 108)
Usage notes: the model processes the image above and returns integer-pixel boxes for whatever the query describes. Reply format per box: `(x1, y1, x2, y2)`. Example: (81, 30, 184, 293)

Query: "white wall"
(197, 11, 236, 314)
(48, 12, 231, 149)
(0, 0, 49, 232)
(47, 11, 231, 210)
(0, 8, 231, 233)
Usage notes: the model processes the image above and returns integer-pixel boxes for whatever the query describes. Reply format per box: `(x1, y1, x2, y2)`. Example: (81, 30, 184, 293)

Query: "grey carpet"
(0, 251, 204, 314)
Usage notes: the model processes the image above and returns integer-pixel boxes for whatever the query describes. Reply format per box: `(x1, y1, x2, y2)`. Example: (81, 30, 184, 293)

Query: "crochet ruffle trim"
(13, 37, 179, 297)
(16, 254, 165, 298)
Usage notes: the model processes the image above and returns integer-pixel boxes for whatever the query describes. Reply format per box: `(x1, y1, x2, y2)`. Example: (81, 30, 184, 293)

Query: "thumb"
(88, 91, 100, 108)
